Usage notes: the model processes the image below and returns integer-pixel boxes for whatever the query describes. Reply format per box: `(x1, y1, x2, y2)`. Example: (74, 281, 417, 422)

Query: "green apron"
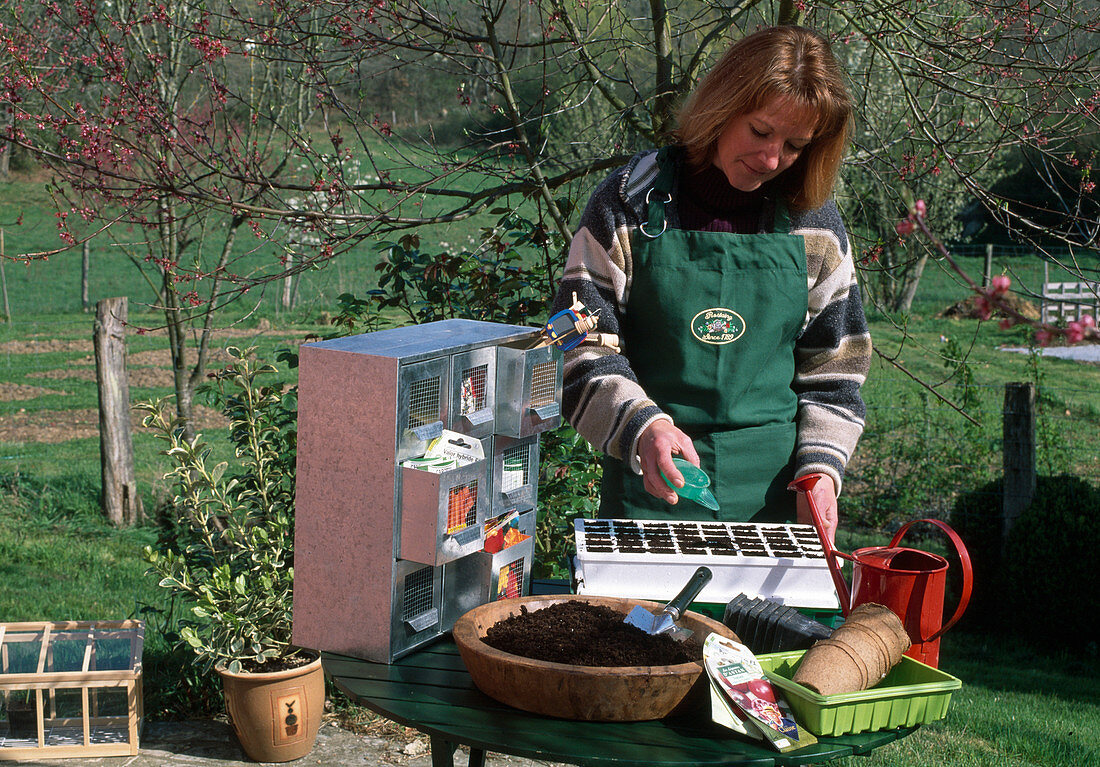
(600, 147, 808, 522)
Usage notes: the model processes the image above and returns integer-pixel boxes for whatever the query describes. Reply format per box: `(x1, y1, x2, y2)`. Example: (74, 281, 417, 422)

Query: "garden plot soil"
(0, 338, 93, 354)
(0, 405, 227, 444)
(0, 381, 67, 400)
(483, 601, 701, 667)
(27, 365, 176, 387)
(1, 326, 314, 444)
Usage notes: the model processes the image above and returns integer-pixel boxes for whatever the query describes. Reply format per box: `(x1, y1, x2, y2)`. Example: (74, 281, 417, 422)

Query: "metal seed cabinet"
(292, 320, 561, 663)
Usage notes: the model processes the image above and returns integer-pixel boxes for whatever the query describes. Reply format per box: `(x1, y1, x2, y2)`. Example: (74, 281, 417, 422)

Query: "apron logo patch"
(691, 308, 746, 345)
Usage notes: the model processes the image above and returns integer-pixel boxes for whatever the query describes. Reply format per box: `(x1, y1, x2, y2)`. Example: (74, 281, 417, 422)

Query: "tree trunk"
(649, 0, 674, 138)
(283, 251, 295, 311)
(893, 251, 930, 314)
(82, 241, 91, 312)
(778, 0, 804, 24)
(0, 229, 10, 321)
(0, 101, 10, 179)
(94, 297, 143, 526)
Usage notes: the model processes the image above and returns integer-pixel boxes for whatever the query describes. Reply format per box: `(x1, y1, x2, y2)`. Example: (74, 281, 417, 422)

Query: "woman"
(551, 26, 871, 542)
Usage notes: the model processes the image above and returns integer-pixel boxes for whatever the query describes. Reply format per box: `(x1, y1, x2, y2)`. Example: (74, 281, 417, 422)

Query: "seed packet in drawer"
(425, 430, 485, 465)
(704, 634, 817, 752)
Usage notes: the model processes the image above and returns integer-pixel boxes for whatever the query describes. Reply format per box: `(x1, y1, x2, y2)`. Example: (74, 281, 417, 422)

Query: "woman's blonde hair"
(675, 26, 853, 211)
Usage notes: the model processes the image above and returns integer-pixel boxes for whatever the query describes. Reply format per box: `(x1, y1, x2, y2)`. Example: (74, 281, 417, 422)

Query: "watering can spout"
(788, 474, 853, 615)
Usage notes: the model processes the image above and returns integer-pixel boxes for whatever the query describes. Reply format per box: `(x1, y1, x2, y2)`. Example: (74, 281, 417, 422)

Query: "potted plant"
(141, 347, 323, 763)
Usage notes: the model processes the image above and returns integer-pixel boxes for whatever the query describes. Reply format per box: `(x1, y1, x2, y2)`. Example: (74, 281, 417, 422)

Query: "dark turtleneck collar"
(677, 160, 768, 235)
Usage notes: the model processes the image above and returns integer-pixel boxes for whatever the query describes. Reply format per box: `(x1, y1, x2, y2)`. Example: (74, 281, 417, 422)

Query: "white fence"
(1041, 280, 1100, 324)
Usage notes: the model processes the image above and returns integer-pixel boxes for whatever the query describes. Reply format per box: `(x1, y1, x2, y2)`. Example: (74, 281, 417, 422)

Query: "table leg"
(430, 736, 486, 767)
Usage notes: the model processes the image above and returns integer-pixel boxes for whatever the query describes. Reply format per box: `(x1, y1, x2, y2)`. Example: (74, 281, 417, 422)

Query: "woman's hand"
(795, 473, 838, 545)
(636, 420, 699, 504)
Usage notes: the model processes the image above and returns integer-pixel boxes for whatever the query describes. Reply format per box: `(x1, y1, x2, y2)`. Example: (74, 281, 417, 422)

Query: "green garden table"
(323, 640, 916, 767)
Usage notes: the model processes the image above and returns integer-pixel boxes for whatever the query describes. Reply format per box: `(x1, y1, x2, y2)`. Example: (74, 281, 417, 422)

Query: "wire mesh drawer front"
(449, 348, 497, 439)
(573, 519, 839, 610)
(399, 460, 489, 565)
(491, 435, 540, 515)
(390, 562, 444, 660)
(396, 358, 450, 461)
(494, 343, 562, 438)
(490, 534, 534, 601)
(440, 514, 536, 631)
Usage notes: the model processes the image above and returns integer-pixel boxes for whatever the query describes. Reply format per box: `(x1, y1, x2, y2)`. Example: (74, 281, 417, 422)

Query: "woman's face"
(712, 96, 818, 192)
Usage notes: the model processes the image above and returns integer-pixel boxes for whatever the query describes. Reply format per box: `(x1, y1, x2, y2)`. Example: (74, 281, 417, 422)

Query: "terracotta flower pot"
(217, 653, 325, 763)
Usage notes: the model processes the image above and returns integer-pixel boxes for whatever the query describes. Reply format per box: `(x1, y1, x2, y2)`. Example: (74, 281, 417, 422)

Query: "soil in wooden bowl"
(482, 600, 701, 667)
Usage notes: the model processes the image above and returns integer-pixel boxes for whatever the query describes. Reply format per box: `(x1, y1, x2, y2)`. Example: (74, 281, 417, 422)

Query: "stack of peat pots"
(792, 603, 911, 695)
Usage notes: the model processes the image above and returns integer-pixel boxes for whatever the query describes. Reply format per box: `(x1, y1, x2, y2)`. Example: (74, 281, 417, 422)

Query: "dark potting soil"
(237, 652, 317, 674)
(483, 601, 702, 667)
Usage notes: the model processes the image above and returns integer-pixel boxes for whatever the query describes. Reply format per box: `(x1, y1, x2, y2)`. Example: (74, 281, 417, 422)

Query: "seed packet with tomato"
(703, 634, 817, 752)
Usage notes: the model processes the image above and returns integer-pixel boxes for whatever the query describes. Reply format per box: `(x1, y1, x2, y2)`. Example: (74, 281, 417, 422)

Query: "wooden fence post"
(1002, 382, 1036, 539)
(94, 297, 143, 526)
(0, 228, 10, 322)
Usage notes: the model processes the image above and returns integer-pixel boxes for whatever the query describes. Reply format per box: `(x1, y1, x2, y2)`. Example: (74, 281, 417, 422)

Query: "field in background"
(2, 170, 1099, 761)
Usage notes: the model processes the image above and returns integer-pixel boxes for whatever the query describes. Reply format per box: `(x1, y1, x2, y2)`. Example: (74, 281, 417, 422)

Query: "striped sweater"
(551, 149, 871, 493)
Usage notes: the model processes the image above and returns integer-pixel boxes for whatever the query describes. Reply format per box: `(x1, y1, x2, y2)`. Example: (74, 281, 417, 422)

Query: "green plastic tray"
(757, 649, 962, 736)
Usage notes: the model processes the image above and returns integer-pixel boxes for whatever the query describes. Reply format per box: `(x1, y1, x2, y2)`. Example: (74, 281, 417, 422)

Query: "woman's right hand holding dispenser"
(636, 419, 700, 504)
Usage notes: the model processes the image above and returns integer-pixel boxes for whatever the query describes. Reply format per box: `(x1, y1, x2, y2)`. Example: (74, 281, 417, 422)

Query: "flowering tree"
(824, 1, 1100, 314)
(0, 0, 338, 435)
(1, 0, 1098, 437)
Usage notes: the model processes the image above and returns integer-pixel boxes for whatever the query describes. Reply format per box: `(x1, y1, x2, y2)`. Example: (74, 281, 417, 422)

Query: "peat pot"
(217, 652, 325, 763)
(453, 594, 739, 722)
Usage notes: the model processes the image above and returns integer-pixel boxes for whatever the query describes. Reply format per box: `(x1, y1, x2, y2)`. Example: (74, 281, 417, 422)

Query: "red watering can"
(789, 475, 973, 668)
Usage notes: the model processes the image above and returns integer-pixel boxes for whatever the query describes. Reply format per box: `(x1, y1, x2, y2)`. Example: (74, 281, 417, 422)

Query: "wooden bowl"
(452, 594, 739, 721)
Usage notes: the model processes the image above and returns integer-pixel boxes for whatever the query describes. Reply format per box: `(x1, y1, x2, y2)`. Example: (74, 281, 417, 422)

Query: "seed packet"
(425, 430, 484, 465)
(703, 634, 817, 752)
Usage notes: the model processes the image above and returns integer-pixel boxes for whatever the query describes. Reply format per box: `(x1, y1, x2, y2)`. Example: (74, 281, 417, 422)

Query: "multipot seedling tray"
(573, 519, 840, 610)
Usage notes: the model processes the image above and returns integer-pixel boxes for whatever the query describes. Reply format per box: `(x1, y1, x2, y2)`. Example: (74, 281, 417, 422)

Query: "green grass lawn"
(834, 630, 1100, 766)
(2, 167, 1099, 761)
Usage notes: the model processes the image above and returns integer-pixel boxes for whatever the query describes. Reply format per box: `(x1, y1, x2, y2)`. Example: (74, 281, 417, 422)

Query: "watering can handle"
(890, 518, 974, 641)
(788, 474, 855, 615)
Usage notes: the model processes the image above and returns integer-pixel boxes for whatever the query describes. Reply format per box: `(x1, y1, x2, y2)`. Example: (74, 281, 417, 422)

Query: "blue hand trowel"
(661, 457, 720, 511)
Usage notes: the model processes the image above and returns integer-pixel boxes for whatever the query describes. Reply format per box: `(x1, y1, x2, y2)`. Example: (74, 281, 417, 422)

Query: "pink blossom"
(913, 199, 927, 217)
(1035, 329, 1054, 347)
(1066, 321, 1085, 344)
(991, 275, 1011, 295)
(895, 219, 915, 236)
(974, 294, 993, 320)
(1080, 314, 1096, 330)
